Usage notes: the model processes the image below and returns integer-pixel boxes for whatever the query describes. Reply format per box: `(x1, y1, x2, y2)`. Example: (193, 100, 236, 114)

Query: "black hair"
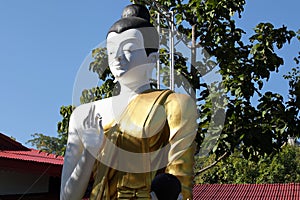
(107, 4, 159, 56)
(151, 173, 182, 200)
(122, 4, 151, 22)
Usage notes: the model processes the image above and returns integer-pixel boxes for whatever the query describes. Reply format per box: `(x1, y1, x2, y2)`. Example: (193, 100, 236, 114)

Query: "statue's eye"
(123, 49, 131, 53)
(123, 43, 136, 52)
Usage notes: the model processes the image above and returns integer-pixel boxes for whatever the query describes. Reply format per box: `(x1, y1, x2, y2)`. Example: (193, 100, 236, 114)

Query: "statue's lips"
(113, 65, 126, 72)
(112, 61, 120, 66)
(111, 63, 127, 78)
(112, 60, 126, 69)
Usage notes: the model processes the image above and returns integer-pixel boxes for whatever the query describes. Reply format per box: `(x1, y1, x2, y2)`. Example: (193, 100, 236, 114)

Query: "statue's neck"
(116, 63, 154, 99)
(112, 82, 151, 122)
(118, 81, 151, 100)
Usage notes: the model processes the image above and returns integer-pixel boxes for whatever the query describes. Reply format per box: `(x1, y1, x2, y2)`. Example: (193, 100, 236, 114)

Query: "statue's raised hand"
(80, 105, 104, 156)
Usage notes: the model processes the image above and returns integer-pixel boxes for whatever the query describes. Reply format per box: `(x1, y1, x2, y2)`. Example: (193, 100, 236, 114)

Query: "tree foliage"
(132, 0, 300, 161)
(28, 0, 300, 178)
(26, 133, 66, 155)
(26, 105, 75, 156)
(195, 145, 300, 184)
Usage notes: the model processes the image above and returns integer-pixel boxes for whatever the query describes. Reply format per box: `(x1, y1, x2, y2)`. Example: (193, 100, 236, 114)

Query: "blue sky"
(0, 0, 299, 147)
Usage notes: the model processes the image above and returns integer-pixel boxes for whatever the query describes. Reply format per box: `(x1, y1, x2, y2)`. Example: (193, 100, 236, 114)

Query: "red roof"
(0, 133, 63, 165)
(193, 183, 300, 199)
(0, 148, 63, 165)
(0, 132, 64, 176)
(0, 132, 63, 165)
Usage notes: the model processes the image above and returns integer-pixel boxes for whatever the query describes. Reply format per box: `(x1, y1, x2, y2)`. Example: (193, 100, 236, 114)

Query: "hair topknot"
(109, 4, 153, 34)
(107, 4, 159, 56)
(122, 4, 150, 22)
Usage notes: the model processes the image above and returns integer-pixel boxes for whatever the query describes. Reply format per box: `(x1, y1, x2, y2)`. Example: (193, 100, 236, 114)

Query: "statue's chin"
(116, 64, 154, 85)
(112, 70, 126, 79)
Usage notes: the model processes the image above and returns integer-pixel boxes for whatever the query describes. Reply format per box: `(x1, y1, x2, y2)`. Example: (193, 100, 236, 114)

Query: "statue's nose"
(116, 56, 121, 61)
(115, 51, 123, 61)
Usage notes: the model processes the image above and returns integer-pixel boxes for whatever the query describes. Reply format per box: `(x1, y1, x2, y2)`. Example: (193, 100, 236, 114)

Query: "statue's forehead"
(107, 29, 144, 47)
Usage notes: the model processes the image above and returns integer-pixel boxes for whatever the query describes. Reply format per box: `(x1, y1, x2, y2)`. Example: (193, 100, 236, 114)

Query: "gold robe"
(90, 90, 198, 200)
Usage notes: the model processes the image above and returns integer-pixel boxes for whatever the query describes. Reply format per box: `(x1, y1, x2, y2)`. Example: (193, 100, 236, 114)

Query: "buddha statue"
(61, 4, 197, 200)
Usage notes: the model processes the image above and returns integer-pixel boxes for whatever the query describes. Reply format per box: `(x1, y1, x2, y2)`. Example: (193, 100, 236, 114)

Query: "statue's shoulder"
(69, 97, 115, 132)
(71, 97, 113, 120)
(140, 90, 196, 113)
(141, 89, 195, 105)
(93, 97, 113, 108)
(165, 91, 195, 104)
(164, 91, 197, 117)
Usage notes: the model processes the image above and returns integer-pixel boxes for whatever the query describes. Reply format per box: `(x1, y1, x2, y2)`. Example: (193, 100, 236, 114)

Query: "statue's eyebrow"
(107, 37, 143, 50)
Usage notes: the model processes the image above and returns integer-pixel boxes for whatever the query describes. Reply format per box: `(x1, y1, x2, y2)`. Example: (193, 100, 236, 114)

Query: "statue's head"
(108, 4, 158, 56)
(107, 17, 159, 56)
(106, 4, 159, 80)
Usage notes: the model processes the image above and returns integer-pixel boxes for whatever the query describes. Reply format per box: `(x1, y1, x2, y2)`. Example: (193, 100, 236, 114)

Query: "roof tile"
(193, 183, 300, 199)
(0, 149, 63, 165)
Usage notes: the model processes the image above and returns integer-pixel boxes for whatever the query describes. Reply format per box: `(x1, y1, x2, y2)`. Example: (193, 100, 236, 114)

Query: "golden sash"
(90, 90, 173, 200)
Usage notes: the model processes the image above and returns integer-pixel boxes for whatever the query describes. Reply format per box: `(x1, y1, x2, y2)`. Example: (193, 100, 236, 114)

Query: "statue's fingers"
(90, 105, 96, 127)
(96, 113, 103, 130)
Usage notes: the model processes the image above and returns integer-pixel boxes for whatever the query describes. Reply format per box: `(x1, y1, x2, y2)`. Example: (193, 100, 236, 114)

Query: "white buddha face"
(106, 29, 151, 79)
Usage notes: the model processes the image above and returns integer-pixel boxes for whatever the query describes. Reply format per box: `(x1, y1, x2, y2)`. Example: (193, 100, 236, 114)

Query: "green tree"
(27, 105, 75, 156)
(28, 0, 300, 175)
(132, 0, 300, 169)
(195, 145, 300, 184)
(27, 133, 66, 155)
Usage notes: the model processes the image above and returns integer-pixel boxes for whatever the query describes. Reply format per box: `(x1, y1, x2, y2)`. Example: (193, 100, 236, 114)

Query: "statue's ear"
(147, 52, 159, 63)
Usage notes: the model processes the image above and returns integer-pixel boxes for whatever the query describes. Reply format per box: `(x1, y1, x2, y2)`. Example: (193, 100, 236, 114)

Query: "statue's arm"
(60, 105, 103, 200)
(164, 93, 198, 200)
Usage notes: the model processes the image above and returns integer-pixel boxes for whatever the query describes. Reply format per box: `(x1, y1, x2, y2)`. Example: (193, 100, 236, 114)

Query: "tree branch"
(195, 151, 229, 177)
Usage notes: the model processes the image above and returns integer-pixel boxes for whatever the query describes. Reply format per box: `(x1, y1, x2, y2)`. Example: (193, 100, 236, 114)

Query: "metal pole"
(156, 13, 160, 89)
(169, 11, 175, 91)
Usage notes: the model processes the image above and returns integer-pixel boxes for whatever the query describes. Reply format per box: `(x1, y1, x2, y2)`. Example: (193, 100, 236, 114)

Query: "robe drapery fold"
(90, 90, 198, 200)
